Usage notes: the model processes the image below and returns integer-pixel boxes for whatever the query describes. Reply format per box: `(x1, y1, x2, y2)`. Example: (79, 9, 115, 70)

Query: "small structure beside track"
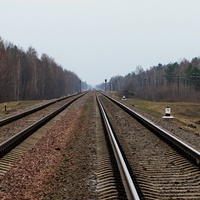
(162, 106, 174, 119)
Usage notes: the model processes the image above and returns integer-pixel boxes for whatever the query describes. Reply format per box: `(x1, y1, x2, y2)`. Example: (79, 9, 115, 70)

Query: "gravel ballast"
(0, 92, 200, 199)
(0, 92, 97, 199)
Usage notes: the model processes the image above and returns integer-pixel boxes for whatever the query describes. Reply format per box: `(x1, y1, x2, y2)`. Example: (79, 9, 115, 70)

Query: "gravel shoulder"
(1, 92, 200, 199)
(0, 92, 97, 200)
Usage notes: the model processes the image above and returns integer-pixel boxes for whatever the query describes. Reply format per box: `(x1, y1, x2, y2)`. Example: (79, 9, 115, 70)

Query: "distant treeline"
(0, 37, 88, 103)
(97, 57, 200, 102)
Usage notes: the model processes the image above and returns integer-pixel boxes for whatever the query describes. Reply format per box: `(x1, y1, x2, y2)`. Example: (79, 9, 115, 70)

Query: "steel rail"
(0, 93, 80, 127)
(96, 95, 140, 200)
(0, 93, 85, 158)
(101, 92, 200, 165)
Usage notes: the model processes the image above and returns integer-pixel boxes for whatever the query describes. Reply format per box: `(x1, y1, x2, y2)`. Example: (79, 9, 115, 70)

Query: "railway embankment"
(0, 92, 200, 199)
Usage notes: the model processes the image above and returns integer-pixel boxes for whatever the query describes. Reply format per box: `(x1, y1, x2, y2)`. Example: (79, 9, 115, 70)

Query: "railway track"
(97, 95, 140, 199)
(1, 91, 200, 198)
(0, 93, 78, 126)
(0, 93, 85, 176)
(96, 92, 200, 199)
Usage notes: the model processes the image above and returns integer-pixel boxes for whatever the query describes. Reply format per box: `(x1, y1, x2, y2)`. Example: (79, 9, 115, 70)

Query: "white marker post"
(122, 96, 126, 100)
(162, 107, 173, 119)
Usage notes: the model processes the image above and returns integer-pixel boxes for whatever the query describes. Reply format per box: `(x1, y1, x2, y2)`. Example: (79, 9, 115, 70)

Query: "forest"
(0, 37, 88, 103)
(1, 36, 200, 103)
(97, 57, 200, 102)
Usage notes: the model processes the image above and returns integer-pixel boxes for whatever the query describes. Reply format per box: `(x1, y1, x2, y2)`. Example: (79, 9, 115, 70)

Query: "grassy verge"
(0, 100, 42, 115)
(126, 98, 200, 134)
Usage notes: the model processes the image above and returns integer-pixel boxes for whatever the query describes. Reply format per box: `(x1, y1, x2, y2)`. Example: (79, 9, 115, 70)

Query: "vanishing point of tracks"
(0, 93, 85, 176)
(96, 92, 200, 199)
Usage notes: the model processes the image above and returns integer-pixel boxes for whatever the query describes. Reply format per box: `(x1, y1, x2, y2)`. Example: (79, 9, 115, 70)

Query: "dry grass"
(0, 100, 43, 114)
(1, 96, 200, 134)
(126, 99, 200, 134)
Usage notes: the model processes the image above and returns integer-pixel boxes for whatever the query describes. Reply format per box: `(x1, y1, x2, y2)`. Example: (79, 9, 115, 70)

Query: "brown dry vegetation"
(0, 100, 39, 110)
(1, 95, 199, 134)
(125, 98, 200, 134)
(0, 100, 48, 117)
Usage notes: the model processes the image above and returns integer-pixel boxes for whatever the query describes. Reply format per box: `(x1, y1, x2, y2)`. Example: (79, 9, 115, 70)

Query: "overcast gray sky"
(1, 0, 200, 85)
